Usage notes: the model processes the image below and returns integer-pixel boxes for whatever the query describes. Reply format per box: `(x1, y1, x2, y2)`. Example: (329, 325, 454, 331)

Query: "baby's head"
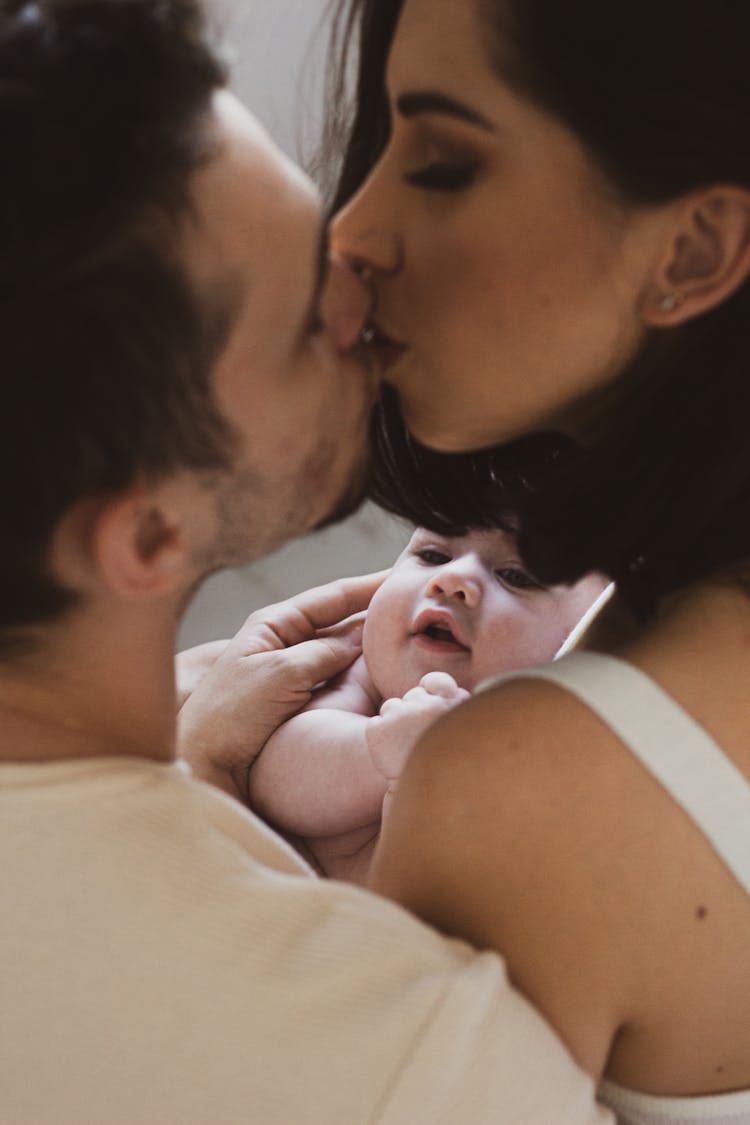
(363, 526, 609, 701)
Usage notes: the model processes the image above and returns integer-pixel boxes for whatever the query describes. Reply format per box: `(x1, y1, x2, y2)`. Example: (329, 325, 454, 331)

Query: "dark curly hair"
(327, 0, 750, 620)
(0, 0, 232, 651)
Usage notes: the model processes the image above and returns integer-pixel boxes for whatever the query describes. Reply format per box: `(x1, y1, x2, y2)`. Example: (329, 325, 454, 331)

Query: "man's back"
(0, 755, 609, 1124)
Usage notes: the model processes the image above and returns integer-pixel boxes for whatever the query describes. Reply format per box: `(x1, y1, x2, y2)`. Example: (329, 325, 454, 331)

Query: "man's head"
(1, 0, 375, 656)
(184, 92, 376, 580)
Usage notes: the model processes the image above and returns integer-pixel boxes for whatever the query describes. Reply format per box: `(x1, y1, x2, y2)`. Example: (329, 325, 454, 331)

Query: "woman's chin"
(403, 411, 505, 455)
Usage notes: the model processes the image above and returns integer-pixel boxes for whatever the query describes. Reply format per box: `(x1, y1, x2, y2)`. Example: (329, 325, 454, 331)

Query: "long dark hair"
(369, 386, 579, 542)
(326, 0, 750, 619)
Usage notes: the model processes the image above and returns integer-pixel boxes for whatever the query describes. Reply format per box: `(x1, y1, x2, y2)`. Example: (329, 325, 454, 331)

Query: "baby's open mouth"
(423, 623, 459, 644)
(412, 616, 470, 653)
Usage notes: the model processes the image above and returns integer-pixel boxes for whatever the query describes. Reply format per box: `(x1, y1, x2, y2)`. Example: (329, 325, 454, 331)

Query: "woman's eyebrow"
(395, 90, 495, 132)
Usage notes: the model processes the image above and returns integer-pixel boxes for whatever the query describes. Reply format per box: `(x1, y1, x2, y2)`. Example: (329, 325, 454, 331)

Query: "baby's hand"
(367, 672, 470, 784)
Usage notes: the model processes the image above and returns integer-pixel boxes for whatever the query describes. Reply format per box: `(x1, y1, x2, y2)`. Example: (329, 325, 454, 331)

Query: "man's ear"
(92, 483, 193, 599)
(646, 186, 750, 326)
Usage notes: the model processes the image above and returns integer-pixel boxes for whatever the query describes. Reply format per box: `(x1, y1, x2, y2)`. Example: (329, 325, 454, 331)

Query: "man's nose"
(321, 252, 372, 354)
(426, 566, 482, 608)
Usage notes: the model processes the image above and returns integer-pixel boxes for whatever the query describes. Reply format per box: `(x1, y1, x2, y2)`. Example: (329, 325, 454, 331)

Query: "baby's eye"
(496, 567, 546, 592)
(404, 161, 479, 193)
(415, 547, 452, 566)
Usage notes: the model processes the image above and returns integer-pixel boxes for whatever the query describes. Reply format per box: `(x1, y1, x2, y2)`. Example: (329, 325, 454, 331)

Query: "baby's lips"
(411, 607, 470, 650)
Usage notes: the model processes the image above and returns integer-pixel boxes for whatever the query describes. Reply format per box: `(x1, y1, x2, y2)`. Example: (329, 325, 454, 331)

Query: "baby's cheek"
(364, 634, 426, 702)
(473, 619, 559, 683)
(362, 617, 394, 700)
(362, 586, 404, 692)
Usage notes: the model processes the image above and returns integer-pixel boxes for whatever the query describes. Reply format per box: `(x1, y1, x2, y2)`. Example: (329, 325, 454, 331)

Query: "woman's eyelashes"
(404, 161, 479, 192)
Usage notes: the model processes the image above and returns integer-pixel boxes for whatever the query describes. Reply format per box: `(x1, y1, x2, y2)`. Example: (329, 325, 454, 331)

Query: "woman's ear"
(646, 186, 750, 326)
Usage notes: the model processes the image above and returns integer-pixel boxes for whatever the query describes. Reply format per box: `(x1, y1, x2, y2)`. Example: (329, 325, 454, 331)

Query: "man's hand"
(177, 572, 387, 801)
(367, 672, 470, 786)
(176, 640, 230, 709)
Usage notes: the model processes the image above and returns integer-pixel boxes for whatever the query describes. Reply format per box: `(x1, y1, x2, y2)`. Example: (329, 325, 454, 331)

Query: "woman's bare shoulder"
(369, 674, 669, 1074)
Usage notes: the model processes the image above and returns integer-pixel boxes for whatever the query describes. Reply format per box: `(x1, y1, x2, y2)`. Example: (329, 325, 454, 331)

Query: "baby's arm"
(248, 654, 386, 838)
(309, 673, 471, 882)
(250, 665, 470, 882)
(366, 672, 471, 825)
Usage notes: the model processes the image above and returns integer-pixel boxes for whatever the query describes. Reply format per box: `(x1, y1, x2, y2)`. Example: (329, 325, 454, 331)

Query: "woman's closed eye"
(404, 161, 479, 192)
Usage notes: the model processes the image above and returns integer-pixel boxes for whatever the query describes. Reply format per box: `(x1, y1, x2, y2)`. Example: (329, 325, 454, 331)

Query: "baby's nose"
(427, 567, 482, 607)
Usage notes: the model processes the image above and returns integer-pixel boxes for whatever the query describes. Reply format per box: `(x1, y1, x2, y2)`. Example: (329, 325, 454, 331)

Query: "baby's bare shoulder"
(304, 653, 379, 717)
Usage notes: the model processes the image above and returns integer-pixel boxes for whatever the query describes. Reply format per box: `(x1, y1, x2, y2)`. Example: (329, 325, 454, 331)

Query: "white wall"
(214, 0, 328, 162)
(179, 0, 409, 648)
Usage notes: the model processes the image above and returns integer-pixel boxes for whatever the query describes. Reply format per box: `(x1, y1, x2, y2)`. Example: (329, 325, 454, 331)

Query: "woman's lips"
(361, 321, 407, 374)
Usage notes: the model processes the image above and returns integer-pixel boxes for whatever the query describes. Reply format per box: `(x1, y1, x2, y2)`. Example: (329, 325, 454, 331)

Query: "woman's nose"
(330, 171, 403, 278)
(320, 252, 372, 354)
(426, 566, 482, 608)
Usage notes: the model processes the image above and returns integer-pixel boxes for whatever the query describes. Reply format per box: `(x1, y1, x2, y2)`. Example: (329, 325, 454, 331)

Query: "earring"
(659, 292, 684, 312)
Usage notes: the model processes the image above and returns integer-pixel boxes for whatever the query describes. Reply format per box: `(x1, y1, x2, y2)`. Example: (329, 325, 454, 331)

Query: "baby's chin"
(369, 660, 475, 701)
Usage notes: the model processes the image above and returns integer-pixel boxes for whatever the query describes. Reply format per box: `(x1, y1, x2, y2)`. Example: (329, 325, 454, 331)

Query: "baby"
(248, 524, 609, 884)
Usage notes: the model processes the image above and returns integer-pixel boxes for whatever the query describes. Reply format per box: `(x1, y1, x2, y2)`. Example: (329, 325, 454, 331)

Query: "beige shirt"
(0, 756, 611, 1124)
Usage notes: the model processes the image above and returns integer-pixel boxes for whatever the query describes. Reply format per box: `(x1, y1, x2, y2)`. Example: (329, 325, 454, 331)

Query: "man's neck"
(0, 603, 179, 766)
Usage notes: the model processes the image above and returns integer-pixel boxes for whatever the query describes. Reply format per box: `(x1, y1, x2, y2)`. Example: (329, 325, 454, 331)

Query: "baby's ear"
(645, 185, 750, 326)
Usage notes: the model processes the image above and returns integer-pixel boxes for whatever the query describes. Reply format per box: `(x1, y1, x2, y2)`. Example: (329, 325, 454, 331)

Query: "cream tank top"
(482, 651, 750, 1125)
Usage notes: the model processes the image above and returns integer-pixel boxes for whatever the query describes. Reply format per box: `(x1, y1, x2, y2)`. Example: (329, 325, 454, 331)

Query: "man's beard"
(195, 442, 372, 579)
(310, 449, 370, 532)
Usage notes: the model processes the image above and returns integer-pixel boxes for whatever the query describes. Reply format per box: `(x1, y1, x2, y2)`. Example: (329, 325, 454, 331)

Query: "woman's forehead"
(387, 0, 492, 94)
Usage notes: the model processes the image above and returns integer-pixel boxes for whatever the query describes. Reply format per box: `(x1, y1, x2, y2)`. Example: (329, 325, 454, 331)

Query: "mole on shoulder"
(695, 905, 709, 920)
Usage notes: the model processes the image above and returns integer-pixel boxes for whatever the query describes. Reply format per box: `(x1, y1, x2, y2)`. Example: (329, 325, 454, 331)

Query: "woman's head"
(328, 0, 750, 617)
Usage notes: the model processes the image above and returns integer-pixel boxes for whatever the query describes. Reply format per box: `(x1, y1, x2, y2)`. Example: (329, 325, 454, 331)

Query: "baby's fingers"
(417, 671, 470, 700)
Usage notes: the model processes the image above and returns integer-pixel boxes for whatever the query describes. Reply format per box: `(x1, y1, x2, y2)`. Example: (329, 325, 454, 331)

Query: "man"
(0, 2, 611, 1121)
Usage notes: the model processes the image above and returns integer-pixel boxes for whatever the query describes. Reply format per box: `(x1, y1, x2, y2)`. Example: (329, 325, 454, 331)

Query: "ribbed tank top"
(482, 651, 750, 1125)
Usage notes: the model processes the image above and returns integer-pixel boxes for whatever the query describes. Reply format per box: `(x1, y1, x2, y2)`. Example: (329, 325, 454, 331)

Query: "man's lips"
(410, 608, 470, 653)
(361, 320, 407, 373)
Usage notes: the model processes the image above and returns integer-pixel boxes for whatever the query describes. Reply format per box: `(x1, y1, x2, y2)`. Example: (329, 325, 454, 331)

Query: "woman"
(323, 0, 750, 1119)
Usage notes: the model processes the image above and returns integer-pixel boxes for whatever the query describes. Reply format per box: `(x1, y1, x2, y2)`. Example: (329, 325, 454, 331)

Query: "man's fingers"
(175, 639, 230, 707)
(315, 610, 366, 642)
(235, 571, 389, 655)
(276, 633, 363, 693)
